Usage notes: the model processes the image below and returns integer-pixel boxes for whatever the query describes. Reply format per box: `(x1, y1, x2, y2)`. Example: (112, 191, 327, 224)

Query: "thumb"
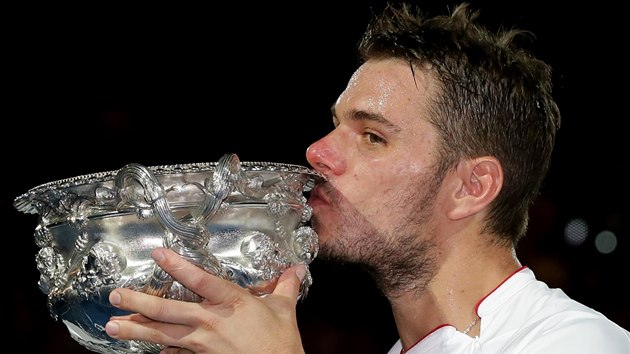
(272, 264, 307, 300)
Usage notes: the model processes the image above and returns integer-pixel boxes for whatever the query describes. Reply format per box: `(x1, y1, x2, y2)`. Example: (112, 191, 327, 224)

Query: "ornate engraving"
(14, 153, 325, 354)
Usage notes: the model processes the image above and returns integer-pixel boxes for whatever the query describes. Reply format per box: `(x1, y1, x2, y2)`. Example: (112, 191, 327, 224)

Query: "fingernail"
(152, 249, 165, 262)
(109, 290, 121, 305)
(296, 265, 307, 282)
(105, 321, 119, 336)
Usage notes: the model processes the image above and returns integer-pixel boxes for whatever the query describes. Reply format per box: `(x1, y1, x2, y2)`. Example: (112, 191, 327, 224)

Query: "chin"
(315, 230, 332, 246)
(310, 220, 327, 241)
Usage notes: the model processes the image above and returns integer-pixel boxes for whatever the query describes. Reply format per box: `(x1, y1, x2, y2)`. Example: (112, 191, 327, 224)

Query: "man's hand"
(105, 247, 306, 354)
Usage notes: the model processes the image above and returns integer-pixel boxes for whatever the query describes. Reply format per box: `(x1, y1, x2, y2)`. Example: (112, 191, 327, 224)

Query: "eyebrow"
(331, 104, 402, 133)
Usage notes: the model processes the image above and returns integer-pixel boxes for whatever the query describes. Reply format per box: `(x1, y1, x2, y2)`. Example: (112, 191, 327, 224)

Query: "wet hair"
(358, 2, 561, 246)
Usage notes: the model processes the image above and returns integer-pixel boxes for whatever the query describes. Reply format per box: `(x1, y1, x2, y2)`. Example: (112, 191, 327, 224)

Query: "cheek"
(343, 167, 396, 206)
(350, 160, 432, 205)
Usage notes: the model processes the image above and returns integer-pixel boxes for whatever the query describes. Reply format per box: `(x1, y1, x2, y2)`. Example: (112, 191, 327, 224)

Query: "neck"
(386, 236, 521, 349)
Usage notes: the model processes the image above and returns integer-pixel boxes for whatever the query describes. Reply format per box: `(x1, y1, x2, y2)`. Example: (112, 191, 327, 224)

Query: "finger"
(109, 287, 199, 325)
(151, 247, 247, 304)
(272, 264, 306, 301)
(160, 347, 195, 354)
(109, 312, 151, 322)
(105, 317, 193, 348)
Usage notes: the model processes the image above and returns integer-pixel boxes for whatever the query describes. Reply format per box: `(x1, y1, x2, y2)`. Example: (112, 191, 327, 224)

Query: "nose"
(306, 135, 346, 177)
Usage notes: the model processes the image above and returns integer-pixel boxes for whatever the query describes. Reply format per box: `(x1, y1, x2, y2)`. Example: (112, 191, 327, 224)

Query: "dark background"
(6, 1, 628, 353)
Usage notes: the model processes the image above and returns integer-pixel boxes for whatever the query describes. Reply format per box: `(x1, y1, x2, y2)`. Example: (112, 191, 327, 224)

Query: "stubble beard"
(314, 172, 441, 299)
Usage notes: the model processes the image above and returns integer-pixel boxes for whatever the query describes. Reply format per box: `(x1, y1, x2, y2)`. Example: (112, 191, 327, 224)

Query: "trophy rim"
(14, 160, 325, 214)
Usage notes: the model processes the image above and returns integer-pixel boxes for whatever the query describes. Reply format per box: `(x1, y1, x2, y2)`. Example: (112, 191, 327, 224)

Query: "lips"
(307, 184, 329, 208)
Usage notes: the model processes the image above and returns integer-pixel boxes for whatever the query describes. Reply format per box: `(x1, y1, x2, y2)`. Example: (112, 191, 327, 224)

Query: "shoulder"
(503, 271, 630, 352)
(513, 315, 630, 353)
(483, 268, 630, 352)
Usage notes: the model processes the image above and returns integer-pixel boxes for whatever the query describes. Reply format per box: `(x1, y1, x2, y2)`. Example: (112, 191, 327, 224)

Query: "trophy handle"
(114, 153, 240, 299)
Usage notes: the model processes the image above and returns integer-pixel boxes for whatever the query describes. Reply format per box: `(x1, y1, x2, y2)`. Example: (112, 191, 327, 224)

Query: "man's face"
(306, 58, 444, 275)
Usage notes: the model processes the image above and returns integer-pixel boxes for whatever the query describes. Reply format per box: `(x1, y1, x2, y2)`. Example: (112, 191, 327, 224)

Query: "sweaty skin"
(306, 59, 520, 347)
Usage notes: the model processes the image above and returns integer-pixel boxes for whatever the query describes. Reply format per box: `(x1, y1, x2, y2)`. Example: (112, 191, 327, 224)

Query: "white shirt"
(387, 267, 630, 353)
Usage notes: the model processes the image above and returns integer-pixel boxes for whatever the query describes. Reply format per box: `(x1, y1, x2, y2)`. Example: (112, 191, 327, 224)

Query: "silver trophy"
(13, 153, 325, 353)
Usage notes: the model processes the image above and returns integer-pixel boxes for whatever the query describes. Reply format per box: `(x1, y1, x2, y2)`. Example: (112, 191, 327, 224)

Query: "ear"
(447, 157, 503, 220)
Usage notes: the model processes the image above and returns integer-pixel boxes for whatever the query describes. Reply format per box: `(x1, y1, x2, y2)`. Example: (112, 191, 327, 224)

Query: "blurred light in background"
(594, 230, 618, 254)
(564, 218, 588, 246)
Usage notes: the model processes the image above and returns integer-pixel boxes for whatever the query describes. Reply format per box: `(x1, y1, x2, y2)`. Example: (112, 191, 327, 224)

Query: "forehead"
(337, 59, 435, 126)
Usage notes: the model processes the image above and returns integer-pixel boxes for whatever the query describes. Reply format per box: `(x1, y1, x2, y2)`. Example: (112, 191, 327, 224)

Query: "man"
(105, 3, 630, 353)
